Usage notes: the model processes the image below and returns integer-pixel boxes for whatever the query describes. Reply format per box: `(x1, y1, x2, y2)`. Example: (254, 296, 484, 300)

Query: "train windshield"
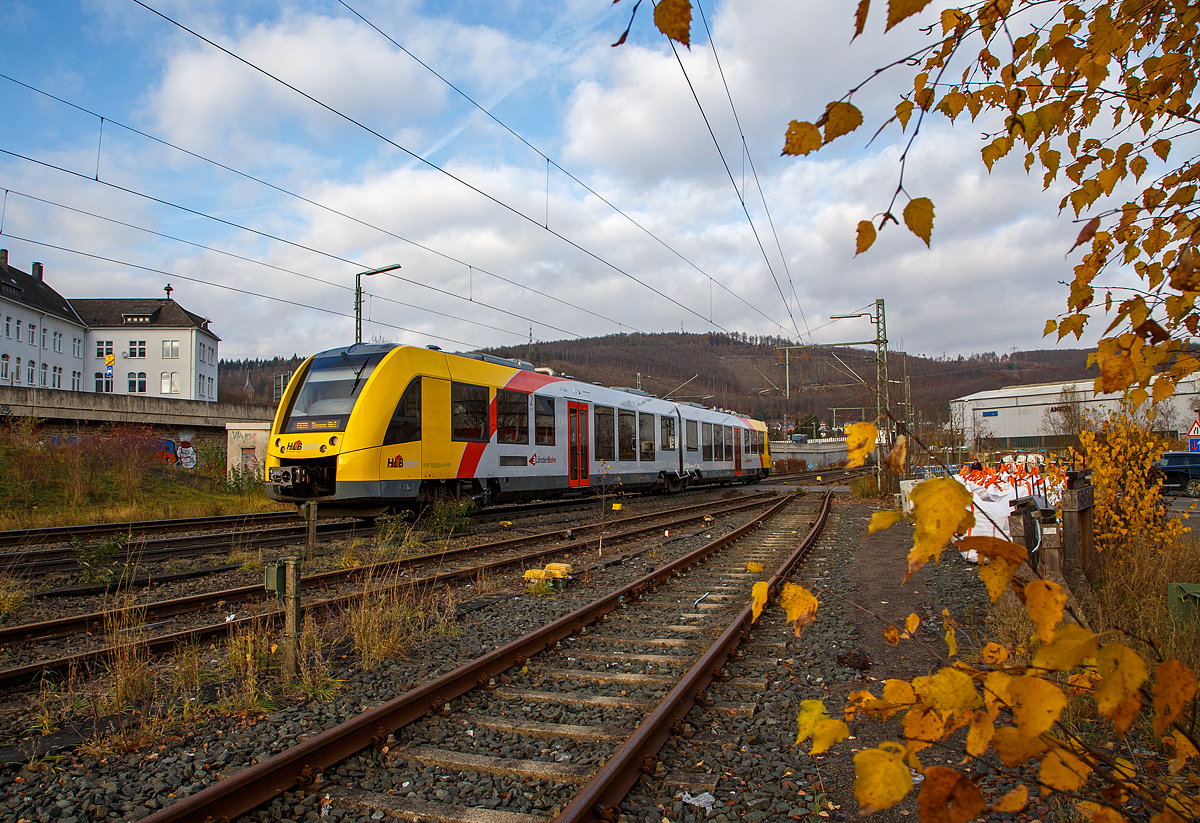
(283, 352, 380, 433)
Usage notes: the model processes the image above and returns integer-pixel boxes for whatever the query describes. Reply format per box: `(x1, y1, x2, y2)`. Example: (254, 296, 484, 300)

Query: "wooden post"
(304, 501, 317, 563)
(1061, 470, 1095, 586)
(282, 555, 300, 683)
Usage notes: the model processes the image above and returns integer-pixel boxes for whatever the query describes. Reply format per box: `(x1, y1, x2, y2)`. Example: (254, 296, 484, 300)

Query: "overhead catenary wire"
(693, 0, 812, 342)
(0, 231, 490, 350)
(130, 0, 732, 334)
(0, 71, 629, 334)
(335, 0, 798, 339)
(0, 146, 580, 340)
(0, 188, 529, 341)
(657, 6, 800, 339)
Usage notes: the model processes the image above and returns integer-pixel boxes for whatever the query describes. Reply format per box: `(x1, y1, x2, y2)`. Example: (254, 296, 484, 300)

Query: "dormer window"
(122, 314, 152, 324)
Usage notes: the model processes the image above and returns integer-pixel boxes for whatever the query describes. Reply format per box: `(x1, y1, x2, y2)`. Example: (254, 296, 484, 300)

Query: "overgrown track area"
(130, 491, 832, 823)
(0, 511, 301, 550)
(0, 489, 785, 690)
(769, 465, 872, 486)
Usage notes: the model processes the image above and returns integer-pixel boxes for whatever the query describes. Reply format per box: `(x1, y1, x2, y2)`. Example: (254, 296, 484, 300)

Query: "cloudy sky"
(0, 0, 1116, 360)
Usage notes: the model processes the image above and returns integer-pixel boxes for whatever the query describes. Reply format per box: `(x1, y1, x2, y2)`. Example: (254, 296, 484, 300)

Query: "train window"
(744, 428, 750, 453)
(760, 430, 766, 455)
(660, 416, 676, 451)
(618, 410, 636, 461)
(686, 419, 698, 451)
(384, 377, 422, 445)
(451, 382, 490, 441)
(497, 389, 529, 444)
(283, 351, 381, 433)
(702, 423, 713, 461)
(715, 425, 724, 462)
(534, 396, 555, 445)
(639, 412, 655, 461)
(749, 429, 757, 455)
(724, 426, 733, 462)
(594, 406, 615, 461)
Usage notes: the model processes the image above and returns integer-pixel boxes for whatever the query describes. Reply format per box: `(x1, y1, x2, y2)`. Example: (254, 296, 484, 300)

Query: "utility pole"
(354, 263, 402, 344)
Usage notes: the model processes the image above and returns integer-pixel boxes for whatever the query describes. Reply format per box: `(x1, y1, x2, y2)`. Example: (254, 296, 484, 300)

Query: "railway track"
(133, 490, 830, 823)
(0, 490, 786, 690)
(0, 510, 301, 549)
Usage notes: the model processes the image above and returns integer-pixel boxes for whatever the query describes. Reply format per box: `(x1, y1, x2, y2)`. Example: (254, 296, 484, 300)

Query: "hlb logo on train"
(285, 440, 318, 451)
(529, 453, 557, 465)
(387, 454, 418, 468)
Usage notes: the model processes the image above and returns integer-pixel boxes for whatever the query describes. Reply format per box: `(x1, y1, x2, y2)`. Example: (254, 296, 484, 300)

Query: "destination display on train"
(286, 416, 348, 433)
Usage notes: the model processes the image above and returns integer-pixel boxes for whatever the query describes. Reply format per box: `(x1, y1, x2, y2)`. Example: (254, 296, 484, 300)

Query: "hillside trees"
(641, 0, 1200, 406)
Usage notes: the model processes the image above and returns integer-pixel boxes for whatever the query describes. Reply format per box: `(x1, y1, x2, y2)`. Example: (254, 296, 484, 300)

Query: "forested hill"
(217, 333, 1097, 427)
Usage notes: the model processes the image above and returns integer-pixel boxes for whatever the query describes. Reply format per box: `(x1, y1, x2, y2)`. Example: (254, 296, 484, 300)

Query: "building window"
(128, 340, 146, 358)
(160, 371, 180, 394)
(72, 337, 81, 357)
(96, 340, 113, 358)
(0, 354, 7, 380)
(28, 324, 35, 345)
(14, 357, 20, 383)
(71, 371, 80, 391)
(53, 331, 62, 352)
(40, 363, 47, 386)
(16, 319, 21, 341)
(95, 372, 112, 393)
(4, 316, 9, 337)
(41, 327, 46, 348)
(208, 376, 214, 397)
(162, 340, 180, 359)
(27, 361, 35, 383)
(52, 366, 61, 388)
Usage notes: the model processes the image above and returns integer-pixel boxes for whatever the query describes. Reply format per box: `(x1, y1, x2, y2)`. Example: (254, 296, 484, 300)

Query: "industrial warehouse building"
(950, 379, 1200, 450)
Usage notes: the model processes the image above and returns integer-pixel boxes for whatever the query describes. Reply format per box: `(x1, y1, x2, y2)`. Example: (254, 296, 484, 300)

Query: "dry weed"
(102, 597, 153, 714)
(0, 575, 28, 616)
(295, 616, 339, 700)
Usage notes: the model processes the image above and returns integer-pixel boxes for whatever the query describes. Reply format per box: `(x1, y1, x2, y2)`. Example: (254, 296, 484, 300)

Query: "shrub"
(423, 499, 474, 536)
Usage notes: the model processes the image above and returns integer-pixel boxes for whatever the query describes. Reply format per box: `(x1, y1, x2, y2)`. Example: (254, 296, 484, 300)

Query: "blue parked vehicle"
(1155, 452, 1200, 497)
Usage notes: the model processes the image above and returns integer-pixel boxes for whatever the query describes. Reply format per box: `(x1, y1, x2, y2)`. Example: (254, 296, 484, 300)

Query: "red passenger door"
(568, 401, 590, 487)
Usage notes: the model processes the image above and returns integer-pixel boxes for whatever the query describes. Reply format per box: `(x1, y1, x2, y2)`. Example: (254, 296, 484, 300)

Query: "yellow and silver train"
(265, 344, 772, 516)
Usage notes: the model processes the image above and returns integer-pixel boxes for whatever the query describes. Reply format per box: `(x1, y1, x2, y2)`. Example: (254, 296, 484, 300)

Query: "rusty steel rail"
(0, 492, 782, 688)
(555, 489, 833, 822)
(134, 492, 804, 823)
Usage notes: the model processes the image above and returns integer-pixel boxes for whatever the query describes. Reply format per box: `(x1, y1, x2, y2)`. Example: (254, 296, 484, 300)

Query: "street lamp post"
(354, 263, 402, 344)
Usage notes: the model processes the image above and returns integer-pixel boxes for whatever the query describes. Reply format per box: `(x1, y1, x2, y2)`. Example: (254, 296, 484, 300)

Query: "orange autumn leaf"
(745, 561, 765, 573)
(856, 220, 877, 254)
(884, 624, 901, 645)
(781, 582, 820, 636)
(869, 510, 902, 535)
(884, 435, 907, 474)
(1008, 676, 1068, 738)
(750, 580, 768, 622)
(846, 421, 878, 468)
(990, 784, 1028, 813)
(981, 642, 1009, 665)
(1153, 659, 1198, 737)
(652, 0, 691, 46)
(1040, 746, 1092, 794)
(905, 612, 920, 635)
(992, 726, 1050, 767)
(783, 121, 823, 156)
(1032, 624, 1099, 672)
(917, 766, 987, 823)
(907, 478, 974, 581)
(1095, 643, 1149, 719)
(822, 101, 864, 143)
(903, 197, 935, 246)
(966, 710, 994, 757)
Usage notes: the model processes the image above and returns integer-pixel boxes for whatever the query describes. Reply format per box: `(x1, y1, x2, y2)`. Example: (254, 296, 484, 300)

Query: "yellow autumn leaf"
(853, 0, 870, 39)
(917, 766, 986, 823)
(907, 477, 974, 581)
(856, 220, 877, 255)
(653, 0, 691, 46)
(912, 667, 981, 717)
(884, 435, 907, 474)
(750, 580, 768, 621)
(1008, 676, 1068, 737)
(883, 678, 917, 706)
(944, 625, 958, 657)
(1025, 579, 1068, 642)
(992, 726, 1050, 767)
(783, 120, 823, 156)
(823, 101, 864, 143)
(746, 561, 765, 573)
(883, 624, 901, 645)
(1095, 643, 1148, 718)
(886, 0, 934, 31)
(903, 197, 935, 247)
(1151, 812, 1187, 823)
(781, 582, 820, 635)
(905, 613, 920, 635)
(1169, 728, 1199, 774)
(991, 784, 1028, 813)
(902, 705, 945, 753)
(1111, 689, 1141, 735)
(1040, 746, 1092, 794)
(812, 717, 851, 754)
(1031, 624, 1099, 671)
(966, 710, 994, 757)
(853, 742, 913, 813)
(845, 421, 878, 468)
(796, 698, 830, 745)
(869, 510, 902, 535)
(1153, 659, 1198, 737)
(981, 642, 1009, 665)
(896, 98, 915, 129)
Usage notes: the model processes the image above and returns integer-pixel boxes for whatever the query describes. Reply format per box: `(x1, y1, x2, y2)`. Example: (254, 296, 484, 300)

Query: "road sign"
(104, 354, 115, 367)
(1191, 438, 1200, 453)
(1189, 419, 1200, 438)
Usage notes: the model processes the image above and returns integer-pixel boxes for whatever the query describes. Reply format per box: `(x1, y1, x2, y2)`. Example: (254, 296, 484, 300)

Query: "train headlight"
(329, 436, 339, 446)
(275, 438, 281, 448)
(319, 445, 328, 453)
